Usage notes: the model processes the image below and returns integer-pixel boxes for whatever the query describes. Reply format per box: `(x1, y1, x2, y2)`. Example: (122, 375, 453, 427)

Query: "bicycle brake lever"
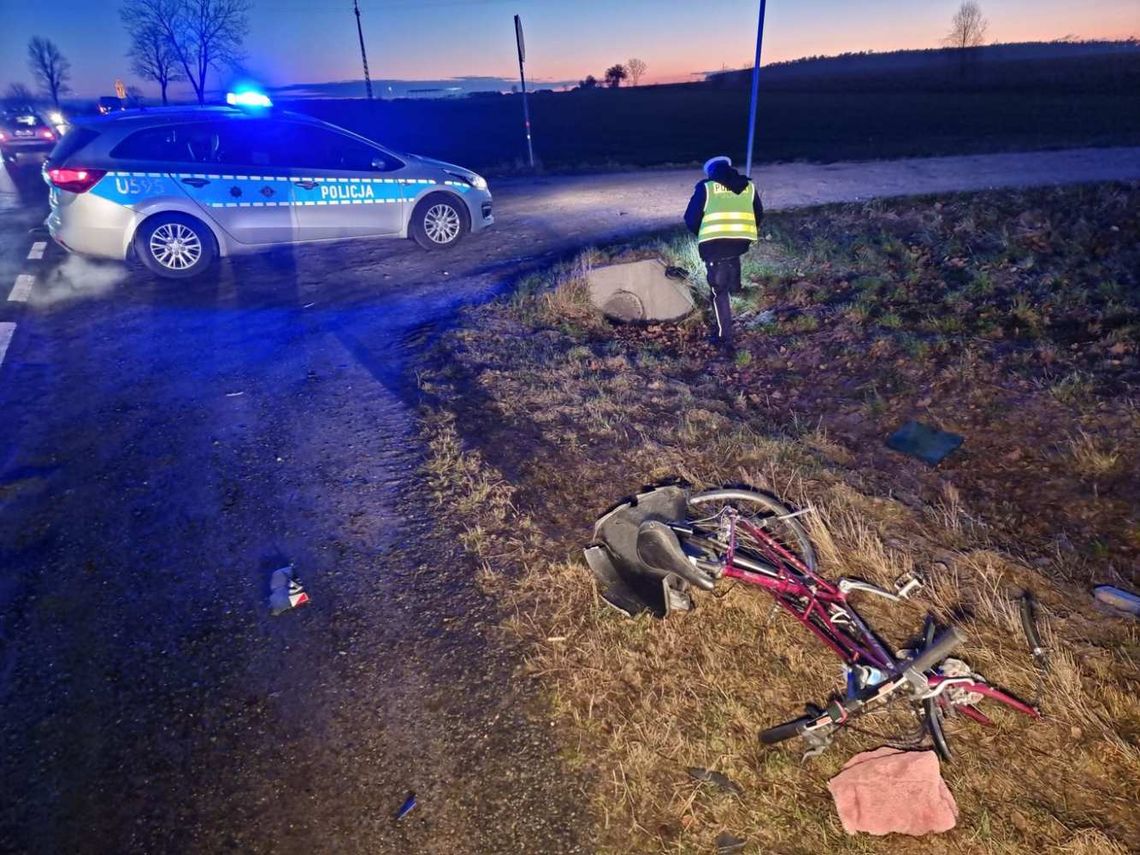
(895, 573, 923, 599)
(800, 728, 834, 760)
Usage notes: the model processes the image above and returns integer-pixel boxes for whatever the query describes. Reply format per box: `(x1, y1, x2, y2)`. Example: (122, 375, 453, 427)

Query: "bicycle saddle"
(636, 520, 715, 591)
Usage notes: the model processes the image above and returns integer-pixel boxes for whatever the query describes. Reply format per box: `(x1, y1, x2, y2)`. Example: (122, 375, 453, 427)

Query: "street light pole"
(744, 0, 768, 177)
(354, 0, 374, 100)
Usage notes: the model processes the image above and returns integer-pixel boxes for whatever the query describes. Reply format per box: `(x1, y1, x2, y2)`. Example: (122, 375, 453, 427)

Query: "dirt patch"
(417, 183, 1140, 852)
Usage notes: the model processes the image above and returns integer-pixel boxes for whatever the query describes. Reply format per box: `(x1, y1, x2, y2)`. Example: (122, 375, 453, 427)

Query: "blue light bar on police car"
(226, 91, 272, 108)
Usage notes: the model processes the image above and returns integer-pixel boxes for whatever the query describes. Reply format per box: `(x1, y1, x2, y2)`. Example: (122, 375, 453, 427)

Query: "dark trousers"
(705, 256, 741, 348)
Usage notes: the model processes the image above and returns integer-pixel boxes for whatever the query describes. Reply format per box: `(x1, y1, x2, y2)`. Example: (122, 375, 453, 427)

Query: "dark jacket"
(684, 161, 764, 262)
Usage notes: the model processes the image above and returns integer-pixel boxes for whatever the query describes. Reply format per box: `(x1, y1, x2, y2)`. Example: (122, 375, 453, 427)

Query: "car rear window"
(48, 127, 101, 164)
(2, 111, 46, 128)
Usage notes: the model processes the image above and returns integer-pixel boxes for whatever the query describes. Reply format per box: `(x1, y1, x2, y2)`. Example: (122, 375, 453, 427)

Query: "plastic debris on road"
(269, 565, 310, 615)
(886, 420, 963, 465)
(827, 747, 958, 836)
(394, 792, 417, 820)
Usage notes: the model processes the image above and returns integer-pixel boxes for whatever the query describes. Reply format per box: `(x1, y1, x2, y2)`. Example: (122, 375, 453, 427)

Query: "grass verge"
(417, 182, 1139, 852)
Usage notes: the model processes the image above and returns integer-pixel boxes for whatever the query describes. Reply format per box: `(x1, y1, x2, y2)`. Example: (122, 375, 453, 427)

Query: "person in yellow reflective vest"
(684, 156, 764, 352)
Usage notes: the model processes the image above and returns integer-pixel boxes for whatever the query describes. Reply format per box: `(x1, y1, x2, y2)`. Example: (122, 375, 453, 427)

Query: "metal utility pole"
(514, 14, 536, 168)
(354, 0, 374, 100)
(744, 0, 769, 176)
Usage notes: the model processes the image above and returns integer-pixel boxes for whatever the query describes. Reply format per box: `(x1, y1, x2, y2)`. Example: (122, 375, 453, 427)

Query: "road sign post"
(515, 14, 536, 169)
(744, 0, 769, 177)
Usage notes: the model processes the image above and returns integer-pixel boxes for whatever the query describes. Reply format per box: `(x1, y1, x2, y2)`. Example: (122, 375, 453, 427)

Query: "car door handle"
(293, 180, 316, 190)
(181, 177, 210, 188)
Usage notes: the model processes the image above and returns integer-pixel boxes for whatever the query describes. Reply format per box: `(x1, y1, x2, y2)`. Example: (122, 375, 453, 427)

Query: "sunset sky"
(1, 0, 1137, 98)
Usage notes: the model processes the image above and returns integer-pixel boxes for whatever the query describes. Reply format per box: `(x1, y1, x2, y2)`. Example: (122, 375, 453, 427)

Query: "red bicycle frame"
(722, 514, 895, 671)
(713, 513, 1039, 721)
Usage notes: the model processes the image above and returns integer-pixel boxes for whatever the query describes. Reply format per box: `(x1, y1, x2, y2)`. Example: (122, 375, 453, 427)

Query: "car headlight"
(446, 170, 487, 192)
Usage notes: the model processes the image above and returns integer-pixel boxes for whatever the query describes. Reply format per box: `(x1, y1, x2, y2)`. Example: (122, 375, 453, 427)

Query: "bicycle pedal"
(894, 573, 923, 599)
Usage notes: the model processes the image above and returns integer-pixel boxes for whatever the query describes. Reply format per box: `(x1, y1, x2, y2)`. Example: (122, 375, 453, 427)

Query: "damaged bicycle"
(584, 485, 1041, 760)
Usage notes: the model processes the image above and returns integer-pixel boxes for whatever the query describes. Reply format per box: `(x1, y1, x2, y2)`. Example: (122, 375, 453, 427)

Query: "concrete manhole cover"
(602, 290, 645, 322)
(587, 259, 694, 323)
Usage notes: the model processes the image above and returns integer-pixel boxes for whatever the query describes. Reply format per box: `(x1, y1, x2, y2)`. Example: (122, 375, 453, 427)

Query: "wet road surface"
(1, 147, 1138, 853)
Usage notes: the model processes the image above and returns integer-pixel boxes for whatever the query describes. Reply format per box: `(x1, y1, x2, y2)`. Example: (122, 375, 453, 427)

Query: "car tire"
(134, 213, 217, 279)
(409, 192, 469, 250)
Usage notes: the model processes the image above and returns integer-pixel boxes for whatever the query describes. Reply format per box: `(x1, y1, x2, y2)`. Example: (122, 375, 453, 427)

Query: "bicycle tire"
(759, 713, 817, 745)
(921, 619, 953, 761)
(924, 698, 952, 761)
(686, 489, 818, 573)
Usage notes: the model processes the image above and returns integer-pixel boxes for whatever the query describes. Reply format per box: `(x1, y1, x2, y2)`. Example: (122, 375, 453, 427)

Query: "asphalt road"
(1, 147, 1138, 853)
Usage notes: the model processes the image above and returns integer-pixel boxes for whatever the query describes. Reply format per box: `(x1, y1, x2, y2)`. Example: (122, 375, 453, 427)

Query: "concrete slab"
(586, 259, 695, 322)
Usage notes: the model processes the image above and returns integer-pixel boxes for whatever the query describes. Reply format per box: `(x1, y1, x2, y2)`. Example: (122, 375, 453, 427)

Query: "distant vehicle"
(42, 96, 494, 279)
(0, 108, 58, 165)
(98, 97, 125, 115)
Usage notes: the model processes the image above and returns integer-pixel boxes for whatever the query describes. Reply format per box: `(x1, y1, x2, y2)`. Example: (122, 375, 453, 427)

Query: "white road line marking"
(27, 242, 47, 260)
(0, 322, 15, 369)
(9, 274, 35, 302)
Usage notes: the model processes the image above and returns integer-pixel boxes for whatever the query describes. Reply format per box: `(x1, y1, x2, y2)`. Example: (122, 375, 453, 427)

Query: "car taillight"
(0, 132, 7, 141)
(40, 129, 55, 140)
(47, 167, 106, 194)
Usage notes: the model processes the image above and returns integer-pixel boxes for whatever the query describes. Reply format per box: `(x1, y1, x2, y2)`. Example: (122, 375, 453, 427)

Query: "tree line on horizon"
(11, 2, 1125, 109)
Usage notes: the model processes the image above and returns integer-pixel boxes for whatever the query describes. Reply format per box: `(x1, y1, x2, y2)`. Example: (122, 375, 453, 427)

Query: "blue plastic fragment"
(395, 792, 417, 820)
(886, 420, 963, 465)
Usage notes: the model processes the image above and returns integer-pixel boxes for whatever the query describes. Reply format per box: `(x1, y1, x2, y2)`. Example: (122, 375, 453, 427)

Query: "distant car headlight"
(446, 170, 487, 192)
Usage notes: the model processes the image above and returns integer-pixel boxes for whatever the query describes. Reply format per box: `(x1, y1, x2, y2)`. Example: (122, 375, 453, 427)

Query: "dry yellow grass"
(417, 193, 1140, 852)
(1065, 431, 1122, 479)
(421, 404, 1139, 852)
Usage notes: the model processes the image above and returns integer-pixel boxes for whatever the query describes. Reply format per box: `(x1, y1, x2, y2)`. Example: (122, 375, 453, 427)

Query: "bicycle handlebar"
(905, 626, 967, 676)
(758, 626, 969, 748)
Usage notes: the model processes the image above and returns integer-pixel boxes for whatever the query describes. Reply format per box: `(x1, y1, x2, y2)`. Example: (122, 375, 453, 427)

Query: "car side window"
(279, 124, 400, 172)
(111, 122, 222, 163)
(212, 120, 288, 168)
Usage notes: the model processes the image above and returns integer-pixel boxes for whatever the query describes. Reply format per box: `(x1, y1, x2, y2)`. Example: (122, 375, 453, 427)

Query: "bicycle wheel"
(921, 619, 953, 761)
(686, 489, 818, 573)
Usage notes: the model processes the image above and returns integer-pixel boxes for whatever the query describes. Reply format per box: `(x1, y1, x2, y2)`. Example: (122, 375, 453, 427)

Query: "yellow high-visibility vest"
(698, 180, 758, 244)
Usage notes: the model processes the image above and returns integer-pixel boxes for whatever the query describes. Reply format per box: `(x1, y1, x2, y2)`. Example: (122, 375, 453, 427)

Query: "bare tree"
(943, 1, 988, 50)
(604, 64, 628, 89)
(27, 37, 71, 106)
(626, 57, 647, 87)
(121, 0, 186, 105)
(123, 0, 249, 105)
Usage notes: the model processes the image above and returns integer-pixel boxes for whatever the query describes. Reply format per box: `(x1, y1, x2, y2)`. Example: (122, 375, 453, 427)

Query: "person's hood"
(708, 161, 749, 194)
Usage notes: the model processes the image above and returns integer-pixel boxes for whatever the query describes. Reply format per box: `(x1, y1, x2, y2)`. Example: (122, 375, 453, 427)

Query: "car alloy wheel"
(149, 222, 203, 271)
(423, 203, 461, 245)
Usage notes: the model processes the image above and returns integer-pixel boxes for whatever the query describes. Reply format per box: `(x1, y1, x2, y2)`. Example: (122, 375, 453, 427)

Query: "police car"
(43, 93, 493, 278)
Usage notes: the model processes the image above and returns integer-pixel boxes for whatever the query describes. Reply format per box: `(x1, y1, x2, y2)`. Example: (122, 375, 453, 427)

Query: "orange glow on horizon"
(519, 21, 1138, 89)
